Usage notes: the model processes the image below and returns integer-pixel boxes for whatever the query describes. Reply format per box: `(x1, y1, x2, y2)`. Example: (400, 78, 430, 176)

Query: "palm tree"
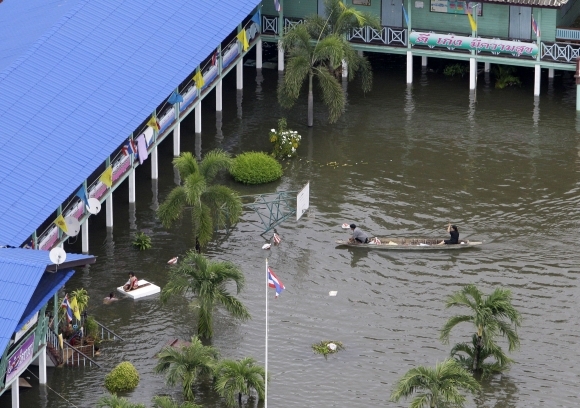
(152, 395, 202, 408)
(278, 0, 379, 127)
(154, 336, 219, 401)
(440, 284, 522, 373)
(214, 357, 266, 407)
(450, 334, 512, 378)
(160, 251, 250, 339)
(157, 150, 242, 247)
(390, 359, 481, 408)
(97, 394, 145, 408)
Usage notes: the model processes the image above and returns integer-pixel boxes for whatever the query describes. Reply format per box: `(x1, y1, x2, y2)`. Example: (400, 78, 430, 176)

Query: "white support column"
(256, 38, 263, 69)
(236, 60, 243, 90)
(106, 194, 113, 227)
(484, 62, 490, 72)
(342, 60, 348, 78)
(534, 64, 541, 96)
(173, 123, 180, 157)
(278, 42, 284, 71)
(11, 380, 19, 408)
(195, 101, 202, 133)
(548, 68, 554, 78)
(151, 145, 158, 180)
(128, 168, 135, 203)
(406, 51, 413, 84)
(358, 50, 364, 57)
(81, 221, 89, 253)
(216, 80, 223, 112)
(421, 56, 427, 67)
(39, 347, 47, 384)
(469, 58, 476, 90)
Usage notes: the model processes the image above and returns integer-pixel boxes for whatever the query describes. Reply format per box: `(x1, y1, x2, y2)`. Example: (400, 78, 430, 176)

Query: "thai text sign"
(5, 334, 35, 384)
(410, 32, 538, 57)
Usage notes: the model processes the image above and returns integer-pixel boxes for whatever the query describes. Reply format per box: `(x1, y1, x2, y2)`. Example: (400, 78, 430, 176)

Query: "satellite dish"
(64, 216, 80, 237)
(86, 198, 101, 215)
(49, 247, 67, 265)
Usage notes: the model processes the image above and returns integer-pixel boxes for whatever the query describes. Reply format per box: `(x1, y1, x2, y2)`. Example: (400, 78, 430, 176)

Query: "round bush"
(230, 152, 283, 185)
(104, 361, 140, 393)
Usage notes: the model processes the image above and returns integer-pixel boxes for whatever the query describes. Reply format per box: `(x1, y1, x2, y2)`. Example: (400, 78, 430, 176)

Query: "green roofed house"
(259, 0, 580, 97)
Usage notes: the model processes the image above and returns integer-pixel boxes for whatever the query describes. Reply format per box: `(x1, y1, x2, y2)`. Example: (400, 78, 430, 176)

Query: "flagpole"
(265, 258, 269, 408)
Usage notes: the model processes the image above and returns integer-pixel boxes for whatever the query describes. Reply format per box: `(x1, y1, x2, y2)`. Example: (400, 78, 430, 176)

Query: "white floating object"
(327, 343, 337, 351)
(64, 216, 80, 237)
(86, 197, 101, 214)
(329, 291, 338, 296)
(341, 223, 350, 229)
(117, 279, 160, 299)
(262, 243, 271, 250)
(49, 247, 67, 265)
(167, 257, 178, 265)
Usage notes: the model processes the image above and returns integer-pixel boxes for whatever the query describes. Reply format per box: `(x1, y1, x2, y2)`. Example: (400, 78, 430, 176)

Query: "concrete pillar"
(358, 50, 364, 57)
(484, 62, 490, 72)
(469, 58, 476, 90)
(39, 347, 47, 384)
(236, 60, 243, 90)
(195, 133, 202, 161)
(11, 380, 19, 408)
(342, 60, 348, 78)
(216, 80, 223, 112)
(256, 38, 263, 69)
(173, 122, 180, 157)
(81, 221, 89, 253)
(548, 68, 554, 78)
(128, 168, 135, 203)
(421, 56, 427, 67)
(576, 85, 580, 111)
(534, 64, 541, 96)
(278, 42, 284, 71)
(106, 194, 113, 227)
(195, 101, 202, 133)
(151, 146, 158, 180)
(406, 51, 413, 84)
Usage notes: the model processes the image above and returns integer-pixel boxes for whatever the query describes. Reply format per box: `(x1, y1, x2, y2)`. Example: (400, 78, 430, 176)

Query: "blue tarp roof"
(0, 0, 260, 246)
(0, 248, 94, 355)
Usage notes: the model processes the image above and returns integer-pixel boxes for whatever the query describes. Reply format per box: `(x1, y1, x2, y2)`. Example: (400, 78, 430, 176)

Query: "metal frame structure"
(242, 191, 297, 235)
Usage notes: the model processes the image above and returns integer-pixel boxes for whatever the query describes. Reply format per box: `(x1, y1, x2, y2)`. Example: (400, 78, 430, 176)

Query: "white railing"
(542, 42, 580, 62)
(556, 28, 580, 41)
(348, 26, 407, 46)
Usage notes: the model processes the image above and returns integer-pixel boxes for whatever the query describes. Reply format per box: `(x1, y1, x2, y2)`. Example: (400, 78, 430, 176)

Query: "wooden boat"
(335, 237, 483, 250)
(117, 279, 160, 299)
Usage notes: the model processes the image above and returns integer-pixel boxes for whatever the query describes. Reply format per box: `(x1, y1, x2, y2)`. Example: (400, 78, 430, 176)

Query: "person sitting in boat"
(348, 224, 369, 244)
(439, 225, 459, 245)
(123, 273, 139, 291)
(103, 292, 118, 304)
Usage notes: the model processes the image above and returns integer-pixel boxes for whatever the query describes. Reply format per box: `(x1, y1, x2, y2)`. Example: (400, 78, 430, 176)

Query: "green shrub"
(443, 63, 468, 77)
(230, 152, 283, 185)
(312, 340, 345, 359)
(132, 232, 152, 250)
(269, 118, 301, 159)
(104, 361, 140, 393)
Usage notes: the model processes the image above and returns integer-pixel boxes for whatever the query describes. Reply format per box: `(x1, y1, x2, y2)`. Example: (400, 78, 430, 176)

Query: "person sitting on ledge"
(123, 272, 139, 292)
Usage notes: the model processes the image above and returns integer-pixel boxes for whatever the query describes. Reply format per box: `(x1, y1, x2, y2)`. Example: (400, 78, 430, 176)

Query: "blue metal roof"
(0, 248, 94, 354)
(0, 0, 261, 246)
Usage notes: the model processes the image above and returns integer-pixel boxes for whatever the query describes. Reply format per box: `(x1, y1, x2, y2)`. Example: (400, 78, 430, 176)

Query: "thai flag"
(61, 295, 73, 322)
(268, 267, 285, 298)
(274, 0, 281, 12)
(273, 232, 281, 245)
(531, 14, 540, 37)
(211, 52, 217, 66)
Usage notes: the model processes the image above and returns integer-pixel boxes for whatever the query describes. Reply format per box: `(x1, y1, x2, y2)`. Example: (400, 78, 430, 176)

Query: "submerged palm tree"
(160, 251, 250, 339)
(440, 284, 522, 373)
(157, 150, 242, 247)
(278, 0, 378, 126)
(97, 394, 145, 408)
(214, 357, 266, 407)
(450, 334, 512, 378)
(154, 336, 219, 401)
(390, 359, 481, 408)
(152, 395, 202, 408)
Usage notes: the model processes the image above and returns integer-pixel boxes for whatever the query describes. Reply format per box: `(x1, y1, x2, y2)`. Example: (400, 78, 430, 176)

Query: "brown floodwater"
(8, 55, 580, 407)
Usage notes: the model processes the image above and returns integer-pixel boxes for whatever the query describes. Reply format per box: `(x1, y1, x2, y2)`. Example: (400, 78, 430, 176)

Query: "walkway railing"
(542, 41, 580, 63)
(46, 329, 100, 368)
(96, 321, 124, 342)
(556, 28, 580, 42)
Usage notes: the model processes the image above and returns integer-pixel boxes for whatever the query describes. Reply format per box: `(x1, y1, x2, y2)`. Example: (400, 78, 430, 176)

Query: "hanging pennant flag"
(54, 214, 68, 234)
(531, 14, 540, 37)
(274, 0, 281, 12)
(237, 29, 249, 52)
(147, 115, 160, 131)
(136, 134, 149, 165)
(69, 296, 81, 321)
(402, 4, 409, 27)
(211, 52, 217, 67)
(100, 166, 113, 188)
(251, 10, 261, 26)
(193, 70, 205, 89)
(467, 11, 477, 31)
(60, 295, 73, 323)
(168, 90, 183, 105)
(76, 186, 89, 207)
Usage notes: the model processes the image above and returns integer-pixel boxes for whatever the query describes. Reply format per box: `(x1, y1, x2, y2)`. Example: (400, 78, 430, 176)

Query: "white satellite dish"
(64, 216, 80, 237)
(86, 198, 101, 215)
(49, 247, 67, 265)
